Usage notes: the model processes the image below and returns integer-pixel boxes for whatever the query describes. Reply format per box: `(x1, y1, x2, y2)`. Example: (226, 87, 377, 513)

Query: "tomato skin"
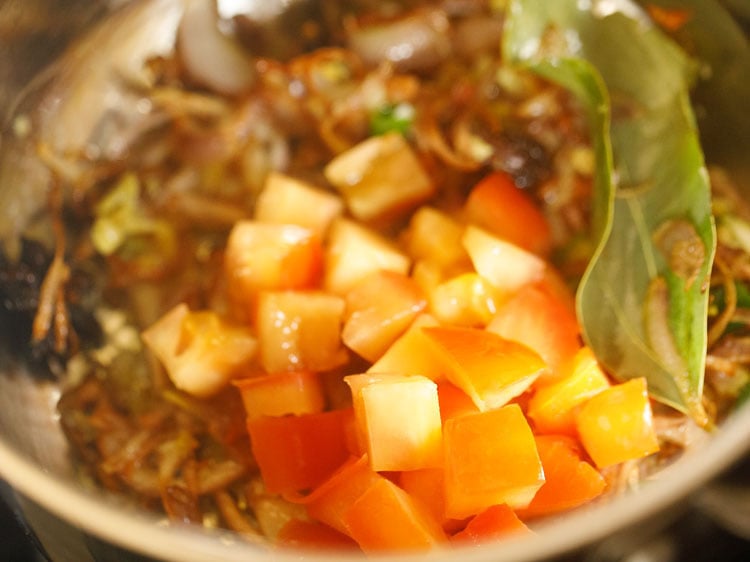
(247, 409, 352, 495)
(276, 518, 359, 551)
(343, 477, 447, 552)
(233, 370, 325, 420)
(527, 347, 610, 435)
(303, 455, 382, 536)
(436, 381, 479, 422)
(576, 378, 660, 468)
(345, 374, 443, 472)
(464, 171, 552, 257)
(224, 221, 323, 317)
(516, 435, 606, 520)
(342, 270, 427, 362)
(256, 290, 348, 373)
(487, 284, 581, 384)
(451, 504, 531, 544)
(422, 326, 546, 411)
(368, 313, 444, 380)
(443, 404, 544, 519)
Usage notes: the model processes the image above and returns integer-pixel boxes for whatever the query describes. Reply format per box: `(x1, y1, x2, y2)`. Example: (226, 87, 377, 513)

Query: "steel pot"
(1, 1, 749, 561)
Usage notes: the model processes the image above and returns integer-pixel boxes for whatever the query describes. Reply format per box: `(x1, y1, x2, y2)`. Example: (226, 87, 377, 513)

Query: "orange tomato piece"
(233, 371, 325, 420)
(516, 435, 606, 519)
(344, 374, 443, 471)
(343, 477, 447, 552)
(254, 172, 344, 239)
(399, 468, 466, 533)
(342, 270, 426, 362)
(443, 404, 544, 519)
(451, 504, 531, 544)
(247, 409, 352, 494)
(304, 455, 382, 536)
(487, 284, 581, 383)
(464, 171, 552, 256)
(324, 218, 410, 295)
(428, 272, 500, 328)
(224, 221, 322, 316)
(462, 225, 546, 294)
(422, 326, 546, 411)
(276, 518, 359, 551)
(576, 378, 660, 468)
(437, 381, 479, 422)
(368, 313, 444, 380)
(527, 347, 610, 435)
(256, 290, 348, 373)
(404, 206, 471, 272)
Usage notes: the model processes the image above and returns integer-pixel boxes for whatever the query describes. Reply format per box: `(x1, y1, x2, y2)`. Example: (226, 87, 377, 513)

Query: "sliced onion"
(177, 0, 255, 96)
(347, 8, 452, 73)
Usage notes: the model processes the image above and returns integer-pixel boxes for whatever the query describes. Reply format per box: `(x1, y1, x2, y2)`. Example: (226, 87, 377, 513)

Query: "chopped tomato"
(324, 132, 435, 222)
(487, 284, 581, 383)
(254, 172, 344, 239)
(324, 218, 411, 295)
(443, 404, 544, 519)
(436, 380, 479, 422)
(422, 326, 546, 411)
(224, 221, 323, 316)
(343, 477, 447, 552)
(342, 270, 426, 362)
(303, 455, 382, 536)
(404, 206, 471, 272)
(368, 313, 444, 380)
(247, 409, 352, 494)
(256, 290, 348, 373)
(451, 504, 531, 544)
(428, 272, 500, 328)
(233, 370, 325, 420)
(527, 347, 610, 434)
(399, 468, 466, 533)
(142, 304, 257, 398)
(576, 378, 660, 468)
(516, 435, 606, 519)
(462, 225, 546, 294)
(276, 518, 359, 551)
(345, 374, 443, 471)
(464, 171, 552, 256)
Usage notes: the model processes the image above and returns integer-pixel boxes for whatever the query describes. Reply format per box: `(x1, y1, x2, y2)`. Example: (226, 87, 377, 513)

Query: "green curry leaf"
(504, 0, 716, 424)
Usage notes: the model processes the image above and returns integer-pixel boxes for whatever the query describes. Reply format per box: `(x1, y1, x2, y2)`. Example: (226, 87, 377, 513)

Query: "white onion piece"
(348, 9, 452, 73)
(177, 0, 255, 96)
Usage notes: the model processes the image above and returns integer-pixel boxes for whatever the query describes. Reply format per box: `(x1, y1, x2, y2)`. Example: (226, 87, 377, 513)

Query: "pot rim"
(2, 398, 749, 562)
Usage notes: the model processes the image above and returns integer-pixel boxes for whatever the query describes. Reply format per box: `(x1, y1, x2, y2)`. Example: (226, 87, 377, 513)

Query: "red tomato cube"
(443, 404, 544, 519)
(527, 346, 610, 435)
(345, 374, 443, 472)
(343, 477, 447, 552)
(487, 284, 581, 383)
(247, 409, 352, 495)
(224, 221, 323, 316)
(576, 378, 660, 468)
(233, 370, 325, 420)
(342, 271, 426, 362)
(516, 435, 606, 519)
(368, 313, 444, 380)
(464, 171, 552, 256)
(422, 326, 546, 411)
